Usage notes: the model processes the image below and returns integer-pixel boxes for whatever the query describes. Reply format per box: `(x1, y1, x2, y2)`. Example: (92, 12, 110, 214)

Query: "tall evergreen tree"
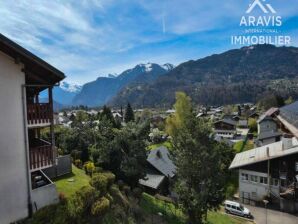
(124, 103, 134, 123)
(100, 105, 116, 127)
(166, 92, 234, 224)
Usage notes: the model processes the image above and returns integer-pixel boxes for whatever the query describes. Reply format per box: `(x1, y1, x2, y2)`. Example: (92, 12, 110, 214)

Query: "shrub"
(59, 192, 66, 204)
(110, 184, 129, 209)
(102, 172, 116, 188)
(90, 173, 108, 195)
(91, 197, 110, 217)
(74, 159, 82, 168)
(84, 161, 96, 176)
(67, 186, 97, 218)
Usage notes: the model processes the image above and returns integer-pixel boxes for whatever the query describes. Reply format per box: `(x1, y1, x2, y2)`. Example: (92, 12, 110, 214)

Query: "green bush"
(67, 186, 97, 218)
(91, 197, 110, 217)
(84, 161, 96, 176)
(74, 159, 82, 168)
(110, 184, 129, 209)
(90, 173, 108, 195)
(102, 172, 116, 188)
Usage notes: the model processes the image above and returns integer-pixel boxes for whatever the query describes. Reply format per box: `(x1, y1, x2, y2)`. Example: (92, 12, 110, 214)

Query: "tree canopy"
(167, 92, 234, 224)
(124, 103, 135, 123)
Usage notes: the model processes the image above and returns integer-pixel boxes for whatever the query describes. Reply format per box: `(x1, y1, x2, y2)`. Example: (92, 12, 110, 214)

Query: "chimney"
(282, 137, 292, 150)
(156, 150, 162, 158)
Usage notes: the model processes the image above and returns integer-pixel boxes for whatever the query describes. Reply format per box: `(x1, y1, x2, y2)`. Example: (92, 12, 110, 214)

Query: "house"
(112, 111, 123, 122)
(276, 101, 298, 138)
(230, 137, 298, 213)
(248, 111, 259, 119)
(139, 146, 176, 194)
(258, 131, 282, 146)
(166, 109, 176, 114)
(0, 34, 67, 223)
(257, 112, 282, 146)
(238, 120, 248, 128)
(213, 119, 237, 139)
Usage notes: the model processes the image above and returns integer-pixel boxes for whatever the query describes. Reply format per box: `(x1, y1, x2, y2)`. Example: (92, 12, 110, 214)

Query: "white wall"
(0, 52, 29, 223)
(239, 169, 279, 202)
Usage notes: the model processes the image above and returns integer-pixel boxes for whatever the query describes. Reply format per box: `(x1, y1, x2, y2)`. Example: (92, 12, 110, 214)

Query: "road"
(245, 204, 298, 224)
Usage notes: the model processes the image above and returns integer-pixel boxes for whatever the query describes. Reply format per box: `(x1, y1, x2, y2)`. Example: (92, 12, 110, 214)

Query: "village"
(0, 1, 298, 223)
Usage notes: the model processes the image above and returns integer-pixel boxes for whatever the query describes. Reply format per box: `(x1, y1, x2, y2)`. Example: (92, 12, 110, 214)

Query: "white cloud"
(0, 0, 297, 84)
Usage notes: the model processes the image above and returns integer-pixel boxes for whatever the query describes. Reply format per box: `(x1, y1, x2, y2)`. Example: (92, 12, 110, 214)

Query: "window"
(280, 179, 287, 187)
(295, 162, 298, 172)
(250, 175, 258, 183)
(270, 178, 279, 187)
(241, 173, 249, 181)
(260, 177, 268, 185)
(231, 205, 236, 210)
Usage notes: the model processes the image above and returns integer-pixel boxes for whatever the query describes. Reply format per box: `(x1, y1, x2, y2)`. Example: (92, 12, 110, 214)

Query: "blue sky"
(0, 0, 297, 84)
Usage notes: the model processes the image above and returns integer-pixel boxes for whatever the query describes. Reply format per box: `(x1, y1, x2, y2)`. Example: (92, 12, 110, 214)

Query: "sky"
(0, 0, 297, 84)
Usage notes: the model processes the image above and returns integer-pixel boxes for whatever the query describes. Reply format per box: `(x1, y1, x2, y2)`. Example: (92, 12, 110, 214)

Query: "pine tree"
(124, 103, 134, 123)
(166, 92, 234, 224)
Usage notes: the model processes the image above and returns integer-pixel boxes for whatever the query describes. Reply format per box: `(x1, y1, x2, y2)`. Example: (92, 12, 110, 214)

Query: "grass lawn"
(54, 165, 90, 197)
(147, 141, 173, 151)
(233, 140, 254, 153)
(140, 193, 251, 224)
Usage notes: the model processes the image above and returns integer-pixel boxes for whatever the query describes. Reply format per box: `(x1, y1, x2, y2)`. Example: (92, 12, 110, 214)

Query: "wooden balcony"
(27, 103, 52, 127)
(29, 140, 55, 171)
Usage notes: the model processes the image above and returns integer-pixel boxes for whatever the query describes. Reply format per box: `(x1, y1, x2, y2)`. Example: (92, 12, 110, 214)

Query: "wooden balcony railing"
(27, 103, 52, 126)
(29, 145, 54, 170)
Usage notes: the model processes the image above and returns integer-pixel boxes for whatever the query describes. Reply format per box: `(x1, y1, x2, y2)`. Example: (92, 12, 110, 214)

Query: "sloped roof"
(139, 170, 165, 189)
(279, 101, 298, 130)
(239, 120, 248, 126)
(214, 118, 237, 126)
(147, 146, 176, 178)
(257, 107, 279, 123)
(0, 33, 65, 85)
(230, 138, 298, 169)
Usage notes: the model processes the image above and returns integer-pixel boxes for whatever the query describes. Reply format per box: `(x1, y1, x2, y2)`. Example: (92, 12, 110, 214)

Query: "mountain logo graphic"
(246, 0, 276, 14)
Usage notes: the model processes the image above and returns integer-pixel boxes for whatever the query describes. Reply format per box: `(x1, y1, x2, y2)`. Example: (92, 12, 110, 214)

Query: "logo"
(230, 0, 291, 46)
(246, 0, 276, 14)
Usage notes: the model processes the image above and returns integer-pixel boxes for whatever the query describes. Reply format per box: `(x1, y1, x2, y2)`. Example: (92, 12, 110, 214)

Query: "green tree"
(124, 103, 134, 123)
(99, 122, 148, 187)
(167, 92, 233, 224)
(257, 94, 285, 110)
(166, 92, 193, 137)
(248, 118, 257, 133)
(285, 96, 294, 105)
(100, 105, 116, 126)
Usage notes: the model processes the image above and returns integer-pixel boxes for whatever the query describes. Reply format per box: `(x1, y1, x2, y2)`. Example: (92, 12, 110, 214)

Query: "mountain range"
(51, 44, 298, 108)
(72, 63, 174, 107)
(110, 45, 298, 107)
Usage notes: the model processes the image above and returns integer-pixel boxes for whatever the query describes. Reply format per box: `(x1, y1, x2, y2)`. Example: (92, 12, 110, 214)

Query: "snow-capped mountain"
(60, 82, 82, 93)
(73, 63, 174, 106)
(162, 63, 175, 71)
(39, 81, 82, 107)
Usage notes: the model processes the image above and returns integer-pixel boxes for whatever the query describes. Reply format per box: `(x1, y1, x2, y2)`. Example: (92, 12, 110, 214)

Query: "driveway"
(245, 205, 298, 224)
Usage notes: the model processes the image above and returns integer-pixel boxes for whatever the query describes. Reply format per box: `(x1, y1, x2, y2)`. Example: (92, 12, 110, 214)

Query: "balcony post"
(48, 87, 56, 164)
